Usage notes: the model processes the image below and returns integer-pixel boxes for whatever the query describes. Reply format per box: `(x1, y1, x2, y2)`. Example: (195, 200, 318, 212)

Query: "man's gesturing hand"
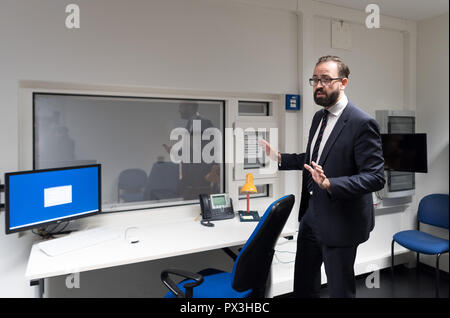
(258, 139, 281, 162)
(304, 161, 331, 192)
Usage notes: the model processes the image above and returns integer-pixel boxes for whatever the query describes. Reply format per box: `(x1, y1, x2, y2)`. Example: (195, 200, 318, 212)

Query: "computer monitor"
(381, 133, 428, 173)
(4, 164, 101, 234)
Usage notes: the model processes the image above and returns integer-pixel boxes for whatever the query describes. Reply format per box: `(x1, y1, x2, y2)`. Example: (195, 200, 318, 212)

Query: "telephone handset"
(199, 193, 234, 227)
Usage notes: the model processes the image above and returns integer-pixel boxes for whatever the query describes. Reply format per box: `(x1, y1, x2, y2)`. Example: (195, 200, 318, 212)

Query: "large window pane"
(33, 93, 224, 212)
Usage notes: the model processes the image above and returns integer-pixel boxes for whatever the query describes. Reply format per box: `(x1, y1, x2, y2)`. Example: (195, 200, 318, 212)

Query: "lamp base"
(238, 210, 260, 222)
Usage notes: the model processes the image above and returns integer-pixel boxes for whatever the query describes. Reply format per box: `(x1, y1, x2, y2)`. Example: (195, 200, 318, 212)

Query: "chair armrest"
(161, 268, 204, 298)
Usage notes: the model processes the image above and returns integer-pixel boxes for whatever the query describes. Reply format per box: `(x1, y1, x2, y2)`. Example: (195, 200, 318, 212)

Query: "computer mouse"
(127, 236, 140, 244)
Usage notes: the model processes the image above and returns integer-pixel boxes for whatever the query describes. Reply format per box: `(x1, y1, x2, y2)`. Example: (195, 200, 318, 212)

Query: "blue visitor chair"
(118, 168, 148, 202)
(391, 193, 449, 297)
(161, 194, 295, 298)
(144, 162, 180, 201)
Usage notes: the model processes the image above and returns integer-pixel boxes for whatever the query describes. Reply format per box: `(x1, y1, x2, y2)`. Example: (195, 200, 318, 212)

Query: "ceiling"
(315, 0, 449, 21)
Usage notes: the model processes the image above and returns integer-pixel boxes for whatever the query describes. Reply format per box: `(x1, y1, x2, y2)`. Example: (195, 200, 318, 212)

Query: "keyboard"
(38, 227, 121, 257)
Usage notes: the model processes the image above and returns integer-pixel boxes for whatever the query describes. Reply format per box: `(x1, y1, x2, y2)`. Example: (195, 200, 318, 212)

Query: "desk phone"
(199, 193, 234, 226)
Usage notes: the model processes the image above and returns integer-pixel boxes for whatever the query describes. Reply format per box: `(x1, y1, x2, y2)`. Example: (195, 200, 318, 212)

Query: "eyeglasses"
(309, 77, 342, 86)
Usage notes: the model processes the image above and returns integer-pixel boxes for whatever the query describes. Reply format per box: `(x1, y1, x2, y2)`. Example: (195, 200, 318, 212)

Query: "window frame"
(19, 83, 283, 218)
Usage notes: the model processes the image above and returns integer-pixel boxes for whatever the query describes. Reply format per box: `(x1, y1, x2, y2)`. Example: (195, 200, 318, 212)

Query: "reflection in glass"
(34, 94, 224, 212)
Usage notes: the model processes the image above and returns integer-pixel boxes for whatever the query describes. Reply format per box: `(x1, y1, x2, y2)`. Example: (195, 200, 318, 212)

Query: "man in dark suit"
(163, 102, 218, 200)
(260, 56, 385, 297)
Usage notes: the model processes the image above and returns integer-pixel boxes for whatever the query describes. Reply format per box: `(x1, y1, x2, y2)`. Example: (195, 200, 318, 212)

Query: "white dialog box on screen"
(44, 185, 73, 208)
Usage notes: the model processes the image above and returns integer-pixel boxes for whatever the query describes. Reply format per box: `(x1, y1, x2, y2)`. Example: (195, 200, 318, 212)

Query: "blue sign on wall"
(285, 94, 300, 111)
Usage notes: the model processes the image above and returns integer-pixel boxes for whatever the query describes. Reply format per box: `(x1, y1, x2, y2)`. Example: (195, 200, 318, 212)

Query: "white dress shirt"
(309, 94, 348, 164)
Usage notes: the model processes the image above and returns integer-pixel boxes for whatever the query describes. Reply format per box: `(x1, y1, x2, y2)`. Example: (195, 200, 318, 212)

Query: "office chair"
(161, 194, 295, 298)
(144, 162, 180, 201)
(391, 193, 449, 297)
(118, 168, 148, 202)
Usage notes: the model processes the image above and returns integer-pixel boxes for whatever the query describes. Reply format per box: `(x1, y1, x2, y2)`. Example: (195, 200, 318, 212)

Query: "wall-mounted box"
(285, 94, 300, 111)
(376, 110, 416, 198)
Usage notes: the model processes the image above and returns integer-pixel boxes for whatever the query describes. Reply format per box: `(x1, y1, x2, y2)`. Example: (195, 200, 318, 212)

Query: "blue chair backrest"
(418, 194, 449, 229)
(231, 194, 295, 292)
(118, 169, 148, 191)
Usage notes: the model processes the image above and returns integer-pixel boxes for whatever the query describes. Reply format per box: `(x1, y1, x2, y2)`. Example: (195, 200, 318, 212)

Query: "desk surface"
(26, 216, 296, 281)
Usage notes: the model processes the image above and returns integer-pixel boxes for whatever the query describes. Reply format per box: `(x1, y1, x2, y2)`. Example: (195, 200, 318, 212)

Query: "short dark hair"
(316, 55, 350, 78)
(179, 101, 199, 111)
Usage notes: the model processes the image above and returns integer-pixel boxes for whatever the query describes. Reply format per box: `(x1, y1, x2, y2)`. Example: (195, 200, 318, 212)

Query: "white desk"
(26, 215, 296, 295)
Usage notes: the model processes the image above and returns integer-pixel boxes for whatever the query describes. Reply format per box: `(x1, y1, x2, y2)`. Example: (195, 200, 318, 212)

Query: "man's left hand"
(304, 161, 331, 192)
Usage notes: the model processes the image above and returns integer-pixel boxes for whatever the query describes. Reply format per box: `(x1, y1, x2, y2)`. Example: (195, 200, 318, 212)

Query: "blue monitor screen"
(5, 164, 101, 234)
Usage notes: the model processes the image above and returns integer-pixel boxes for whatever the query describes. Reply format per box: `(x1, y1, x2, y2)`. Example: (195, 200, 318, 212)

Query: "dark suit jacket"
(181, 115, 215, 199)
(279, 101, 385, 247)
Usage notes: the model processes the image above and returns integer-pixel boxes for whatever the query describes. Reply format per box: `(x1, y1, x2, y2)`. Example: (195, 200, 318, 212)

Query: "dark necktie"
(307, 110, 329, 194)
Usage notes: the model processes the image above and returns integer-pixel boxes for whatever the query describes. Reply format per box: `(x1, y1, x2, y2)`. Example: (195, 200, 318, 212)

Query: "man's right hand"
(258, 139, 281, 163)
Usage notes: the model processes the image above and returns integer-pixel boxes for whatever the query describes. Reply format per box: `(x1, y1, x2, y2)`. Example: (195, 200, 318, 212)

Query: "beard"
(314, 87, 340, 107)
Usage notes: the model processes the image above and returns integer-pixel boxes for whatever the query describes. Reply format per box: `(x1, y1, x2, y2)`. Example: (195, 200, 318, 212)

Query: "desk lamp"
(238, 173, 260, 222)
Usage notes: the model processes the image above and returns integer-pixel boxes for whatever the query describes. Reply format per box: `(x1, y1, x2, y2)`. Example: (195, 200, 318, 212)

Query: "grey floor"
(276, 264, 449, 298)
(321, 264, 449, 298)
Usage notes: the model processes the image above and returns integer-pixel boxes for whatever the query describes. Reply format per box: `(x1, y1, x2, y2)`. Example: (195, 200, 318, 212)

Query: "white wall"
(313, 16, 405, 113)
(415, 12, 449, 272)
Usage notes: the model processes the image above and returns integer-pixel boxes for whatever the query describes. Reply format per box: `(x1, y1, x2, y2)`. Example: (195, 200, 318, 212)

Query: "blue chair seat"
(164, 272, 252, 298)
(393, 230, 449, 255)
